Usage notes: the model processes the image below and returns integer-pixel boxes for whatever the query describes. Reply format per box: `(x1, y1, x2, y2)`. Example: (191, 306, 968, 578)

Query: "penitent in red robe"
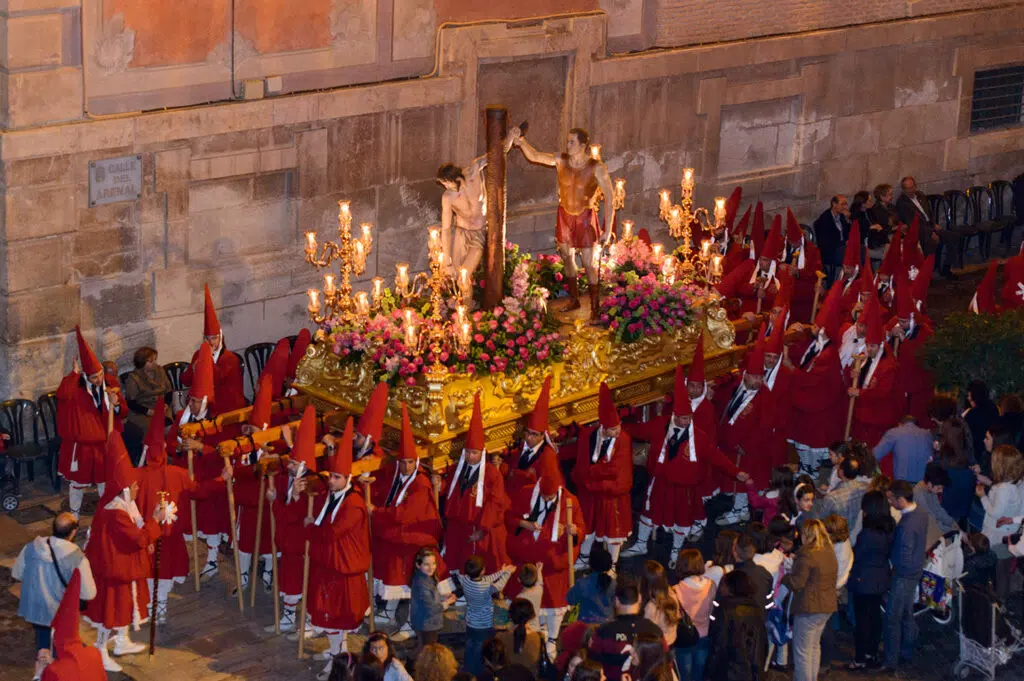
(786, 338, 847, 448)
(716, 260, 779, 317)
(785, 243, 824, 323)
(571, 426, 634, 541)
(715, 376, 778, 490)
(845, 350, 901, 448)
(56, 373, 127, 485)
(887, 318, 935, 425)
(444, 462, 510, 575)
(181, 346, 246, 415)
(298, 489, 370, 631)
(504, 487, 585, 609)
(167, 416, 231, 539)
(506, 442, 564, 501)
(370, 463, 447, 597)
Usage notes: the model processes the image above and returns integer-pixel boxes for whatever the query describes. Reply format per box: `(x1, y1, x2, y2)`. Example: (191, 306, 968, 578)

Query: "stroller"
(954, 582, 1024, 680)
(914, 529, 964, 624)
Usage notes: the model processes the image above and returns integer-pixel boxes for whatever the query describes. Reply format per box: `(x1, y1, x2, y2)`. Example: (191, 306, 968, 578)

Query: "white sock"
(114, 627, 131, 643)
(579, 533, 596, 557)
(205, 535, 221, 564)
(541, 611, 564, 648)
(327, 632, 346, 655)
(734, 493, 749, 510)
(94, 626, 110, 648)
(383, 600, 398, 619)
(606, 541, 622, 564)
(95, 482, 105, 498)
(239, 552, 252, 577)
(672, 527, 688, 552)
(634, 518, 653, 545)
(69, 485, 85, 515)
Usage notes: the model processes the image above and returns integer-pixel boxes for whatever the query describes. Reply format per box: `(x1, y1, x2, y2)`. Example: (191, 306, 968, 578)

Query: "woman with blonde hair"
(413, 643, 458, 681)
(782, 519, 838, 681)
(639, 560, 682, 646)
(977, 445, 1024, 602)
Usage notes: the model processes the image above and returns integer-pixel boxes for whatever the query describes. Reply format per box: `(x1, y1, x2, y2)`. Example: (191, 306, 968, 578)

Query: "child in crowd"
(752, 520, 786, 589)
(780, 480, 816, 526)
(456, 556, 515, 675)
(704, 530, 738, 587)
(517, 563, 543, 633)
(566, 544, 616, 624)
(409, 547, 455, 646)
(821, 514, 852, 670)
(673, 549, 716, 681)
(746, 466, 791, 523)
(962, 532, 996, 592)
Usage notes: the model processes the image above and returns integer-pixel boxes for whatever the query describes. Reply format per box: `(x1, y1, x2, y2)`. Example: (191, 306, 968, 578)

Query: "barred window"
(970, 65, 1024, 133)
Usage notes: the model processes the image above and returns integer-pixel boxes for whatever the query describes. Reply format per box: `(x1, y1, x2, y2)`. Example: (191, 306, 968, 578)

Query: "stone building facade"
(1, 0, 1023, 397)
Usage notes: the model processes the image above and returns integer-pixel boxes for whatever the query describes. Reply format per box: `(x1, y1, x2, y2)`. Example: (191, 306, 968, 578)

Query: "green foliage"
(922, 310, 1024, 396)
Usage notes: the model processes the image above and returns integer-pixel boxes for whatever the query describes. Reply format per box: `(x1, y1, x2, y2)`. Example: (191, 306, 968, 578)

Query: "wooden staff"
(149, 491, 168, 660)
(892, 335, 901, 359)
(187, 451, 201, 592)
(566, 498, 575, 588)
(845, 356, 867, 440)
(809, 273, 824, 323)
(362, 480, 376, 634)
(249, 474, 267, 609)
(106, 396, 115, 435)
(268, 472, 281, 634)
(297, 494, 314, 659)
(225, 469, 245, 613)
(755, 292, 763, 315)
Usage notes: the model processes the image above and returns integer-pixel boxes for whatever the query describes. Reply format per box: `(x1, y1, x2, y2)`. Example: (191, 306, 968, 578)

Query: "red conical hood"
(598, 382, 620, 427)
(735, 205, 752, 241)
(636, 228, 652, 246)
(286, 328, 312, 381)
(265, 339, 291, 399)
(249, 374, 273, 429)
(539, 474, 559, 497)
(398, 404, 417, 460)
(768, 307, 788, 354)
(105, 432, 136, 494)
(724, 186, 743, 231)
(143, 396, 167, 467)
(863, 294, 885, 345)
(763, 214, 784, 260)
(858, 259, 876, 296)
(785, 208, 803, 243)
(774, 272, 793, 310)
(745, 329, 767, 376)
(50, 569, 84, 653)
(914, 254, 935, 307)
(878, 230, 902, 277)
(190, 342, 215, 402)
(75, 326, 103, 376)
(203, 284, 221, 337)
(843, 220, 861, 268)
(465, 393, 486, 450)
(357, 383, 389, 443)
(903, 216, 923, 270)
(815, 280, 843, 340)
(526, 376, 551, 432)
(971, 260, 999, 314)
(291, 405, 318, 471)
(1000, 254, 1024, 310)
(328, 417, 354, 477)
(672, 365, 692, 417)
(688, 332, 706, 384)
(895, 270, 916, 319)
(751, 202, 766, 255)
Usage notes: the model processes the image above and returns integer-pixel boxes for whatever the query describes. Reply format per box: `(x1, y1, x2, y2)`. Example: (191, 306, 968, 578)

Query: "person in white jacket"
(975, 445, 1024, 603)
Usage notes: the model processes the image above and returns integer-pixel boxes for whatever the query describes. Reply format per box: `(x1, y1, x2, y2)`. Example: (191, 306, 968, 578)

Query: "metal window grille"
(970, 65, 1024, 133)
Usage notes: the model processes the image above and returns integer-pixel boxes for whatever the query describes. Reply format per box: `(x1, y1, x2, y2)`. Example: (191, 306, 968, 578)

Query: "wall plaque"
(88, 155, 143, 206)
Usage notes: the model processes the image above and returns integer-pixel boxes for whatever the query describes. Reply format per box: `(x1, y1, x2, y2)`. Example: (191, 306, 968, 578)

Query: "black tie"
(460, 466, 477, 493)
(857, 360, 871, 388)
(592, 438, 612, 464)
(319, 492, 342, 525)
(518, 447, 535, 470)
(667, 428, 688, 460)
(385, 474, 404, 507)
(92, 385, 103, 411)
(801, 344, 821, 369)
(724, 387, 747, 422)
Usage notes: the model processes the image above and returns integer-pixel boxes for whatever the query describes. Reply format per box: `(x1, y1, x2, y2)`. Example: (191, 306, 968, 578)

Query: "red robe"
(84, 498, 161, 629)
(135, 459, 225, 581)
(41, 645, 106, 681)
(692, 395, 717, 444)
(785, 242, 823, 323)
(715, 376, 777, 489)
(716, 260, 779, 317)
(167, 416, 231, 539)
(838, 276, 863, 321)
(444, 462, 510, 574)
(504, 487, 585, 609)
(181, 346, 246, 415)
(570, 426, 633, 541)
(56, 373, 128, 485)
(299, 488, 370, 631)
(371, 463, 446, 595)
(844, 350, 900, 448)
(722, 241, 750, 278)
(275, 472, 311, 597)
(888, 318, 935, 425)
(786, 339, 846, 448)
(506, 443, 564, 501)
(627, 417, 739, 527)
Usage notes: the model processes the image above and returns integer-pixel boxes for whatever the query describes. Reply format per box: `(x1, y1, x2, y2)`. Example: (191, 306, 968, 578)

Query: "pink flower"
(472, 311, 483, 322)
(474, 334, 485, 343)
(610, 320, 620, 330)
(526, 329, 536, 340)
(406, 376, 417, 386)
(519, 347, 529, 358)
(440, 351, 450, 362)
(490, 365, 498, 373)
(493, 306, 505, 316)
(486, 340, 496, 351)
(480, 353, 491, 362)
(554, 272, 563, 281)
(467, 364, 477, 374)
(516, 336, 528, 346)
(506, 340, 516, 349)
(488, 320, 498, 330)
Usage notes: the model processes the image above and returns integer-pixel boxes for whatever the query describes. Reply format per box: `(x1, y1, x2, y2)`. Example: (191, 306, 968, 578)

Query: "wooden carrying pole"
(483, 107, 508, 308)
(845, 356, 866, 439)
(566, 498, 575, 588)
(250, 475, 267, 608)
(187, 451, 201, 592)
(149, 492, 167, 660)
(297, 495, 314, 658)
(809, 273, 824, 323)
(268, 472, 281, 634)
(363, 481, 376, 634)
(225, 471, 245, 613)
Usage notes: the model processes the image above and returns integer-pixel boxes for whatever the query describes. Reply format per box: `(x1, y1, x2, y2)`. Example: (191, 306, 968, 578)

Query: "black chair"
(800, 223, 816, 245)
(944, 189, 981, 266)
(989, 180, 1018, 255)
(243, 342, 274, 398)
(229, 350, 251, 404)
(164, 361, 191, 413)
(118, 370, 132, 388)
(286, 335, 299, 350)
(966, 185, 1002, 261)
(37, 392, 61, 491)
(927, 194, 949, 229)
(0, 399, 44, 495)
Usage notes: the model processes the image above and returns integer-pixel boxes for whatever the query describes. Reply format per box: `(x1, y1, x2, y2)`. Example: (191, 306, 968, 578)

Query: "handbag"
(48, 538, 88, 612)
(673, 604, 700, 649)
(537, 633, 559, 681)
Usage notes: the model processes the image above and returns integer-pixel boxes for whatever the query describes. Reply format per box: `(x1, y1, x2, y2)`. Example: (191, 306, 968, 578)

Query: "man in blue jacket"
(883, 480, 929, 671)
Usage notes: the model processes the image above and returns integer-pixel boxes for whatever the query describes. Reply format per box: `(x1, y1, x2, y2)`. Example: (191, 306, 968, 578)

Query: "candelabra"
(305, 200, 374, 325)
(658, 168, 727, 279)
(587, 145, 626, 212)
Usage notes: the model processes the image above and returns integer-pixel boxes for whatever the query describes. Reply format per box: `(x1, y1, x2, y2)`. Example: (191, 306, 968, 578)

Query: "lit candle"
(323, 273, 336, 297)
(622, 220, 633, 241)
(339, 201, 351, 220)
(591, 248, 601, 270)
(354, 240, 365, 262)
(437, 250, 445, 267)
(670, 206, 680, 224)
(355, 292, 369, 316)
(614, 178, 626, 194)
(395, 263, 409, 293)
(428, 228, 440, 248)
(681, 168, 694, 190)
(701, 240, 711, 259)
(458, 267, 470, 297)
(404, 308, 414, 327)
(460, 322, 471, 346)
(660, 190, 671, 211)
(307, 288, 320, 314)
(714, 197, 727, 222)
(589, 145, 601, 161)
(361, 222, 373, 246)
(405, 324, 419, 348)
(652, 243, 663, 261)
(712, 254, 723, 277)
(304, 231, 317, 254)
(456, 304, 467, 325)
(371, 277, 384, 303)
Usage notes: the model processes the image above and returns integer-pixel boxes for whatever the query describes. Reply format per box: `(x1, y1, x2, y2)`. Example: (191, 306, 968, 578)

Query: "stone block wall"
(1, 6, 1024, 399)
